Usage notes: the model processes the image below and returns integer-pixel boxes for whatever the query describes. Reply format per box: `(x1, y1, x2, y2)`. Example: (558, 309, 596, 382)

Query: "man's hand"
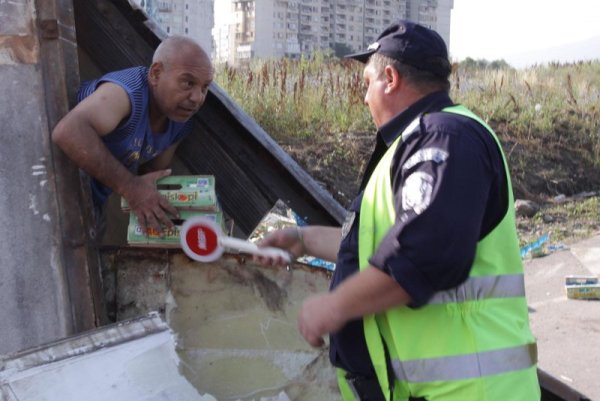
(253, 227, 305, 266)
(122, 169, 179, 235)
(298, 268, 413, 347)
(298, 293, 346, 347)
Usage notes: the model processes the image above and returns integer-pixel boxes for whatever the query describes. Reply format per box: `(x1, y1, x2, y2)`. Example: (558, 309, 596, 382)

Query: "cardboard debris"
(565, 275, 600, 300)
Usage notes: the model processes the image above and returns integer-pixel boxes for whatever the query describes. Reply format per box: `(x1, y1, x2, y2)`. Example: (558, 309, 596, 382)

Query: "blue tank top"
(77, 66, 193, 207)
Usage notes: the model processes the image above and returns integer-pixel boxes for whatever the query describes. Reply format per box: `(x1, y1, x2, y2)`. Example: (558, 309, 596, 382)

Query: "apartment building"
(135, 0, 214, 56)
(213, 0, 453, 66)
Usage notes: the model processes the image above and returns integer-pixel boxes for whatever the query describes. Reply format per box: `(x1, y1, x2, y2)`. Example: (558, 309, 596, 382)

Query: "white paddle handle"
(220, 236, 291, 263)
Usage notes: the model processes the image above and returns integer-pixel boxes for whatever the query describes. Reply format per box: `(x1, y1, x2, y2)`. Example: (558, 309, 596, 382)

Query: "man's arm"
(255, 225, 402, 348)
(300, 225, 342, 262)
(52, 82, 178, 233)
(298, 266, 411, 347)
(255, 225, 342, 265)
(52, 83, 134, 195)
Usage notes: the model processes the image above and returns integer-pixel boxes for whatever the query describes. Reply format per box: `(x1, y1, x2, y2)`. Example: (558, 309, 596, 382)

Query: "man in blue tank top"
(52, 35, 213, 236)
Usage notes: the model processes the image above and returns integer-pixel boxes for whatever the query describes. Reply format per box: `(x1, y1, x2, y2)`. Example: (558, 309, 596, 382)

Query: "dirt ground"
(280, 129, 600, 247)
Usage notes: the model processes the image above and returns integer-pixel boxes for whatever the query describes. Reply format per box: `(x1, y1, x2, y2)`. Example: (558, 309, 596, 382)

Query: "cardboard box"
(566, 284, 600, 300)
(565, 275, 599, 286)
(565, 275, 600, 300)
(121, 175, 218, 211)
(127, 209, 223, 248)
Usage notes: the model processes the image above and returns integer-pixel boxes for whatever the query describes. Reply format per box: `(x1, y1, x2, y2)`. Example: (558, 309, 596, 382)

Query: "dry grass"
(216, 57, 600, 244)
(217, 57, 600, 163)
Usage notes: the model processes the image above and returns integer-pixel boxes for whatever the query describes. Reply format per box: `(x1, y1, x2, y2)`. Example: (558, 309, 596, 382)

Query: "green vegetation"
(216, 56, 600, 245)
(453, 60, 600, 149)
(215, 54, 372, 140)
(518, 196, 599, 246)
(216, 56, 599, 160)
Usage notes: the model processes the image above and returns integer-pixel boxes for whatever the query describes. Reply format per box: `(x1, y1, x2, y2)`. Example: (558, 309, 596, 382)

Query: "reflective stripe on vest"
(428, 273, 525, 304)
(391, 343, 537, 383)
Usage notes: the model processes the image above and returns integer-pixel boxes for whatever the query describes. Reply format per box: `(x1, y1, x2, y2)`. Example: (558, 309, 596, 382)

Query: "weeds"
(518, 196, 599, 245)
(216, 57, 600, 243)
(216, 53, 372, 141)
(217, 56, 599, 155)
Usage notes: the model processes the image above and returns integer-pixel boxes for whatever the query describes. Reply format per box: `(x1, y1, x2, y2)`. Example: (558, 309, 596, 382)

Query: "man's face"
(153, 59, 214, 123)
(362, 63, 388, 129)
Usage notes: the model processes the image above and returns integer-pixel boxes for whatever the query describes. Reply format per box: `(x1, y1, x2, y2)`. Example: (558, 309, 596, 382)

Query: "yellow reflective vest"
(341, 105, 540, 401)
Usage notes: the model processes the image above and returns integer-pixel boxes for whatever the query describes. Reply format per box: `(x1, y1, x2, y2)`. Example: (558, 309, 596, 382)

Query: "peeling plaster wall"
(101, 249, 341, 400)
(0, 1, 72, 354)
(0, 0, 38, 64)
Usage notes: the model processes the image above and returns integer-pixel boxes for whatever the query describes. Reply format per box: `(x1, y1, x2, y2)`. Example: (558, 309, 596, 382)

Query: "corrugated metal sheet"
(0, 313, 215, 401)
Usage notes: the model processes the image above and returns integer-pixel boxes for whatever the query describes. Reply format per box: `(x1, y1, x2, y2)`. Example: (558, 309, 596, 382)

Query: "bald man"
(52, 36, 214, 237)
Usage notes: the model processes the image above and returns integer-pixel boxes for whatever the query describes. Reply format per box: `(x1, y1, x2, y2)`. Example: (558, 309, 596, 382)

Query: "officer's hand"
(254, 227, 304, 266)
(123, 169, 179, 235)
(298, 293, 345, 348)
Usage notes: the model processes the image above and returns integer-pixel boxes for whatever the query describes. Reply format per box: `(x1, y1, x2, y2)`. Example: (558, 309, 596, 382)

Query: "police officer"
(256, 20, 540, 401)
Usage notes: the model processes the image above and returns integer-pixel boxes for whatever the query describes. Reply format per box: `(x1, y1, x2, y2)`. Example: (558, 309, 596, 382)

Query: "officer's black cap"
(345, 20, 451, 78)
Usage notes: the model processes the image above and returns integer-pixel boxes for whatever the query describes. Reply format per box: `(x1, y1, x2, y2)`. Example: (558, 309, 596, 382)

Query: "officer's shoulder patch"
(402, 171, 434, 215)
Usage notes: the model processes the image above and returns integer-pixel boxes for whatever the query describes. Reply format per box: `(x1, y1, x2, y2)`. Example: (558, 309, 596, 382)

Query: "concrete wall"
(0, 0, 100, 355)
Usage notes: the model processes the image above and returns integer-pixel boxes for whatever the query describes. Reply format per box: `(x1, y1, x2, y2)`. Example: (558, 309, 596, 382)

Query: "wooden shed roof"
(74, 0, 346, 237)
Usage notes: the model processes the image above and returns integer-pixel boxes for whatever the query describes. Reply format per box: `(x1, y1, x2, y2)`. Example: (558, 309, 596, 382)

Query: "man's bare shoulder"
(71, 82, 132, 136)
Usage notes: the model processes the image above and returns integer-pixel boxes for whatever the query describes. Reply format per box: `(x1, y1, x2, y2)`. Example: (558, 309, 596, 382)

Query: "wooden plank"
(73, 0, 154, 70)
(207, 84, 346, 224)
(176, 119, 273, 235)
(180, 96, 343, 234)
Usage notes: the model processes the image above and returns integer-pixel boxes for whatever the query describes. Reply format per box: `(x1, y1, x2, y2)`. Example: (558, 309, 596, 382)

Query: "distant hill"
(507, 35, 600, 68)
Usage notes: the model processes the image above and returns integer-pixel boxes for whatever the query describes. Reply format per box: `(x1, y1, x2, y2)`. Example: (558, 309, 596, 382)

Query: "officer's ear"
(384, 65, 401, 94)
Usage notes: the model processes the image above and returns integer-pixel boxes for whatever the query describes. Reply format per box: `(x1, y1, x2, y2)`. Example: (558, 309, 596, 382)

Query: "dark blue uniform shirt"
(329, 91, 508, 376)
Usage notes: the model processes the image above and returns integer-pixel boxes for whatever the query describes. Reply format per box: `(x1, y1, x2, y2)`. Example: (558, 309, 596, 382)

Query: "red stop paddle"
(180, 217, 291, 263)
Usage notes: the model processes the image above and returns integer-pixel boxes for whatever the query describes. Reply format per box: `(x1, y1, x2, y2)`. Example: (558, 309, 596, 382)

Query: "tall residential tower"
(213, 0, 453, 66)
(136, 0, 215, 56)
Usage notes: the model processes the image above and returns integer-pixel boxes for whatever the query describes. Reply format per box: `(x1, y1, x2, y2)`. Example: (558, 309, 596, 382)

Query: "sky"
(449, 0, 600, 67)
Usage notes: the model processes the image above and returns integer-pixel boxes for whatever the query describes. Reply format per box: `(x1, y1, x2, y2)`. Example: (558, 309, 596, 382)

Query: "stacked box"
(125, 175, 223, 247)
(127, 209, 223, 248)
(121, 175, 218, 211)
(565, 275, 600, 300)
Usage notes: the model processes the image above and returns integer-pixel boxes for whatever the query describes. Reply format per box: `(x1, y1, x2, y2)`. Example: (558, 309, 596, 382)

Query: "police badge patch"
(341, 211, 356, 240)
(402, 171, 434, 215)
